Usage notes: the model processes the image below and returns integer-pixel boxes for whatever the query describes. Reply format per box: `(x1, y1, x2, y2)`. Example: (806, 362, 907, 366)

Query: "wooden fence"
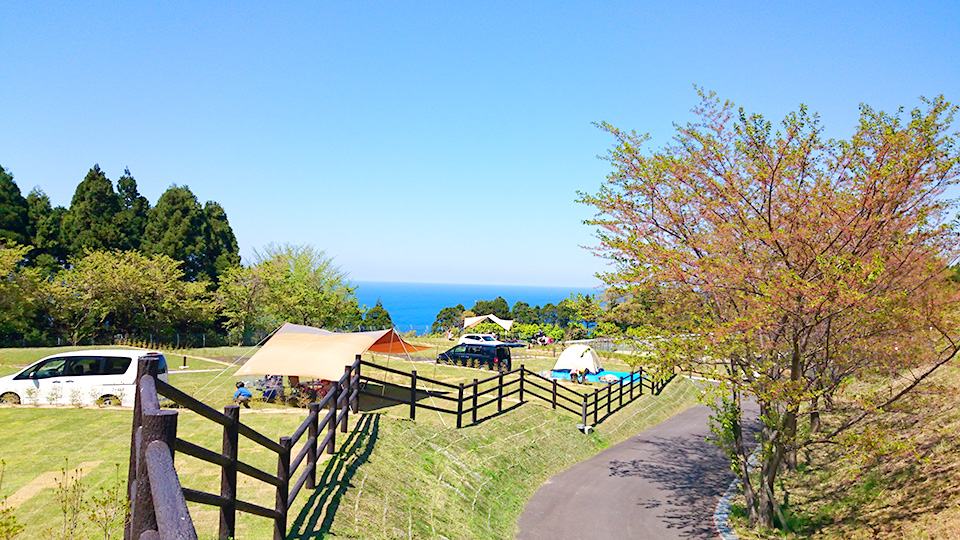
(357, 361, 674, 431)
(125, 356, 672, 540)
(124, 355, 360, 540)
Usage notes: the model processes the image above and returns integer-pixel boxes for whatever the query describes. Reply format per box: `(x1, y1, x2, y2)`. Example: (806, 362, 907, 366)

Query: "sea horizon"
(353, 280, 600, 334)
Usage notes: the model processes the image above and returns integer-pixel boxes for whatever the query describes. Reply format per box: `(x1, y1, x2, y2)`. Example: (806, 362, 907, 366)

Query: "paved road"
(516, 401, 759, 540)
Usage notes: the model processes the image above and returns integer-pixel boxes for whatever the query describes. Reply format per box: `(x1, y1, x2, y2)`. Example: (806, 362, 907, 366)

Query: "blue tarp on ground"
(543, 369, 643, 385)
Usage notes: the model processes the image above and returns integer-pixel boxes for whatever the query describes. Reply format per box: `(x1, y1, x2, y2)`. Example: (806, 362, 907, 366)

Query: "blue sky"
(2, 1, 957, 287)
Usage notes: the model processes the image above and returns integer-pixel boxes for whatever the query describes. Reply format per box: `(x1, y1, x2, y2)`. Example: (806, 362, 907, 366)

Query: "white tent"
(234, 322, 430, 381)
(463, 314, 514, 331)
(552, 344, 602, 374)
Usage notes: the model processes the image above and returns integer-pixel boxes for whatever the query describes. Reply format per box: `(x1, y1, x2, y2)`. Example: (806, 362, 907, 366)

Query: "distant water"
(353, 281, 598, 334)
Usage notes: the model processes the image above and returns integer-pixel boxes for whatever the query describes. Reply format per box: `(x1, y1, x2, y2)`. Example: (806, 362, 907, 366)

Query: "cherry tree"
(579, 90, 960, 529)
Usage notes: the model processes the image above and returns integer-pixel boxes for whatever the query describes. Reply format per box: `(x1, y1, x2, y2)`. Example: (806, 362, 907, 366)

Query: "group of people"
(233, 375, 334, 408)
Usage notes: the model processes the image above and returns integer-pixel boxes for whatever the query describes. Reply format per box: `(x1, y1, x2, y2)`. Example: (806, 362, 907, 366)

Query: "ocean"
(353, 281, 599, 334)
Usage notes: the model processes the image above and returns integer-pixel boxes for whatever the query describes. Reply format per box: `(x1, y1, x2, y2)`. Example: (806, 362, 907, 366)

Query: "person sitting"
(234, 381, 252, 408)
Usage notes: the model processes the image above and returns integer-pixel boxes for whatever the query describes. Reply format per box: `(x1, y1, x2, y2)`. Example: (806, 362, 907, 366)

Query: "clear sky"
(2, 2, 957, 287)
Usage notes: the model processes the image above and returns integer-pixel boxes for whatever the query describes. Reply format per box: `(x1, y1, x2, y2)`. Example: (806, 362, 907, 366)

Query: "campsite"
(0, 326, 696, 540)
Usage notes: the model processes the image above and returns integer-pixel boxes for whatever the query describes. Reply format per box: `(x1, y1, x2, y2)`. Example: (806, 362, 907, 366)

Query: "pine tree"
(116, 168, 150, 250)
(61, 165, 122, 255)
(363, 300, 393, 330)
(0, 165, 29, 245)
(142, 185, 209, 281)
(26, 188, 67, 271)
(203, 201, 240, 281)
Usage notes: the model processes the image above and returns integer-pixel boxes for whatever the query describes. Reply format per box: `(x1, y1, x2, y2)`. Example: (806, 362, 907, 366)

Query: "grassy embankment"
(731, 359, 960, 539)
(0, 344, 701, 539)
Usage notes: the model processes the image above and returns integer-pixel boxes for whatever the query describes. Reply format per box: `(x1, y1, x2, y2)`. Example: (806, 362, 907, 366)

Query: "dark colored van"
(437, 343, 512, 372)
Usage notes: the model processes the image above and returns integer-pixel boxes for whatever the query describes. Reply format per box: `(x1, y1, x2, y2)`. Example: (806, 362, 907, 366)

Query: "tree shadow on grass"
(287, 413, 380, 539)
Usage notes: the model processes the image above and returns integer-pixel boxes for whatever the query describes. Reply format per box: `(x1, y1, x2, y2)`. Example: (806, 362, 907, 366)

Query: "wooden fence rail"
(125, 354, 361, 540)
(357, 361, 674, 432)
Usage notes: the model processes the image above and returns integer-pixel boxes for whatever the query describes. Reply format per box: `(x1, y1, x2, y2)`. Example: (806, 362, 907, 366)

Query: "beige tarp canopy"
(463, 314, 514, 331)
(234, 322, 431, 381)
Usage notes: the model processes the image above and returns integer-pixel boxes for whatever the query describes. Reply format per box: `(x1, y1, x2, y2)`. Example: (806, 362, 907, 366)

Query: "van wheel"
(0, 392, 20, 405)
(97, 395, 121, 407)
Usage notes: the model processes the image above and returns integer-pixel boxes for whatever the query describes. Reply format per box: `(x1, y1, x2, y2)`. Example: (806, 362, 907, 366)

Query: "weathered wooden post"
(472, 378, 478, 424)
(497, 372, 503, 413)
(519, 365, 525, 403)
(409, 370, 418, 421)
(219, 405, 240, 540)
(132, 405, 178, 538)
(593, 389, 599, 425)
(629, 369, 635, 400)
(551, 380, 557, 410)
(352, 355, 361, 413)
(341, 365, 351, 433)
(306, 402, 320, 489)
(326, 383, 338, 455)
(607, 384, 612, 415)
(580, 397, 589, 434)
(456, 383, 464, 429)
(274, 437, 292, 540)
(639, 367, 644, 395)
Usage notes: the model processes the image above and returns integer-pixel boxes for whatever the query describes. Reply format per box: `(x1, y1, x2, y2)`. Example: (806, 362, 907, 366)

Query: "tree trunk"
(732, 396, 758, 526)
(809, 395, 820, 434)
(756, 401, 784, 530)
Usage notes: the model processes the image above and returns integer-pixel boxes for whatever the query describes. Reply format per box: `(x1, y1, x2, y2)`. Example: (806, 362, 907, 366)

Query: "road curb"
(713, 445, 760, 539)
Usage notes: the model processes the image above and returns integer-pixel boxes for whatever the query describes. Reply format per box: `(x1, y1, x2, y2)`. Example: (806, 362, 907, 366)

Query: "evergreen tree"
(26, 188, 67, 271)
(363, 300, 393, 330)
(143, 185, 209, 281)
(61, 165, 122, 254)
(203, 201, 240, 280)
(431, 304, 465, 334)
(116, 168, 150, 250)
(472, 297, 510, 319)
(0, 165, 29, 245)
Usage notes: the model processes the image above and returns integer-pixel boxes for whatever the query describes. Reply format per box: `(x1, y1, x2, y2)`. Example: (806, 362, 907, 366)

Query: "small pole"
(220, 406, 240, 540)
(619, 378, 624, 409)
(551, 380, 557, 410)
(352, 355, 361, 413)
(639, 367, 644, 395)
(409, 370, 418, 421)
(457, 383, 464, 429)
(629, 369, 635, 400)
(607, 384, 612, 415)
(472, 378, 478, 425)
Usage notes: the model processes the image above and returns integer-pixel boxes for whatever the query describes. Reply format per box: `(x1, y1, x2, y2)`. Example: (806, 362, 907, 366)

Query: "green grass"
(0, 346, 702, 539)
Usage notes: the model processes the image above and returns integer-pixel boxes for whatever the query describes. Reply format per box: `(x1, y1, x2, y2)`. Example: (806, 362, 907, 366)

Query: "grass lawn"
(0, 345, 702, 539)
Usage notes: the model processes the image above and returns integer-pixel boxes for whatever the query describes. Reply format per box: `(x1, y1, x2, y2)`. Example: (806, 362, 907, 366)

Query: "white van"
(0, 349, 168, 407)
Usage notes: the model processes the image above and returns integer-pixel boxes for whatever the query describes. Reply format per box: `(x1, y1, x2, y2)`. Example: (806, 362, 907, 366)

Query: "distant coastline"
(353, 281, 599, 334)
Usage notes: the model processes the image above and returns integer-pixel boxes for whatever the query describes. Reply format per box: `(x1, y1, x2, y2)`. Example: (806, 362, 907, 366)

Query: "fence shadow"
(287, 414, 381, 539)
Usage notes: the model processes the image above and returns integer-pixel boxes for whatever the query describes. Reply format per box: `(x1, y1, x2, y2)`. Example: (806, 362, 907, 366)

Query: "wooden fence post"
(456, 383, 464, 429)
(219, 405, 240, 540)
(132, 408, 177, 539)
(409, 370, 418, 421)
(593, 389, 599, 425)
(519, 365, 525, 403)
(497, 372, 503, 413)
(607, 384, 612, 415)
(127, 356, 159, 537)
(327, 383, 338, 455)
(472, 379, 478, 425)
(581, 397, 588, 433)
(307, 402, 320, 490)
(629, 369, 635, 400)
(341, 365, 351, 433)
(352, 355, 361, 413)
(639, 367, 644, 395)
(551, 380, 557, 410)
(619, 379, 624, 409)
(274, 437, 292, 540)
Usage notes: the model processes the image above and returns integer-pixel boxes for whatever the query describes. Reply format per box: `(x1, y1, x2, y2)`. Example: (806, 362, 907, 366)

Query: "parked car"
(437, 343, 512, 371)
(458, 333, 503, 345)
(0, 349, 168, 407)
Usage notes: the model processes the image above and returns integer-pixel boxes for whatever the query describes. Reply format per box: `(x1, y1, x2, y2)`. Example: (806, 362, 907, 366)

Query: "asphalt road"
(516, 400, 759, 540)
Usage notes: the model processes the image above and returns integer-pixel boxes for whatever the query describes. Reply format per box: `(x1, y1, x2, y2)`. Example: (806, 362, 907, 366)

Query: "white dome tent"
(552, 344, 602, 374)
